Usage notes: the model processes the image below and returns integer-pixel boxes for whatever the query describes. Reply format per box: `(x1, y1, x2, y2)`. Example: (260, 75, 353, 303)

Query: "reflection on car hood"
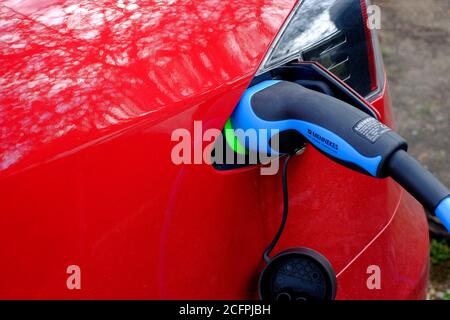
(0, 0, 297, 176)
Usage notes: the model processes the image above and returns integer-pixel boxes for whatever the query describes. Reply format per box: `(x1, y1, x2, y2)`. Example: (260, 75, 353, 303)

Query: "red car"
(0, 0, 429, 299)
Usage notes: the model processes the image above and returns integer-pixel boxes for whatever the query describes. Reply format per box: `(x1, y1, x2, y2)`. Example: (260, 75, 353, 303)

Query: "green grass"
(417, 101, 435, 117)
(430, 239, 450, 265)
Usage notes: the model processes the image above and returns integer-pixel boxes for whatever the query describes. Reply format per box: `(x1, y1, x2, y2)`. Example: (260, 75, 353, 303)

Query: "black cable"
(263, 153, 294, 263)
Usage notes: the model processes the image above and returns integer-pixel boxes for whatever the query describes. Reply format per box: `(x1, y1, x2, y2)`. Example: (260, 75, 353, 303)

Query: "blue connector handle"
(436, 197, 450, 232)
(230, 80, 407, 178)
(229, 80, 450, 232)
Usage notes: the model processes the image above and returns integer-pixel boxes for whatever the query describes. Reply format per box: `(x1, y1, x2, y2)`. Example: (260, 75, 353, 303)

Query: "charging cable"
(263, 153, 295, 263)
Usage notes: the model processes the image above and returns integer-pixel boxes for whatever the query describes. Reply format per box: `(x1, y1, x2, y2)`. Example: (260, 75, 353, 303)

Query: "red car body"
(0, 0, 429, 299)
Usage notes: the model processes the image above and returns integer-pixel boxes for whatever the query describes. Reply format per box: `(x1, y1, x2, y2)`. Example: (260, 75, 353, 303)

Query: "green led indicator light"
(224, 119, 247, 155)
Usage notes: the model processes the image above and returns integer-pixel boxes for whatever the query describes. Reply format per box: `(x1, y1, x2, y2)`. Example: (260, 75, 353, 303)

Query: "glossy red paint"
(0, 0, 428, 299)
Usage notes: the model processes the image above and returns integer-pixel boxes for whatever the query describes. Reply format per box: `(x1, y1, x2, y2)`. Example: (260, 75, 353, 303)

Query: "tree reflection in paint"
(0, 0, 292, 172)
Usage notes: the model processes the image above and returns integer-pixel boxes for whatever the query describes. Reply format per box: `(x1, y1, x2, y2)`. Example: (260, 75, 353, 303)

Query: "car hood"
(0, 0, 297, 177)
